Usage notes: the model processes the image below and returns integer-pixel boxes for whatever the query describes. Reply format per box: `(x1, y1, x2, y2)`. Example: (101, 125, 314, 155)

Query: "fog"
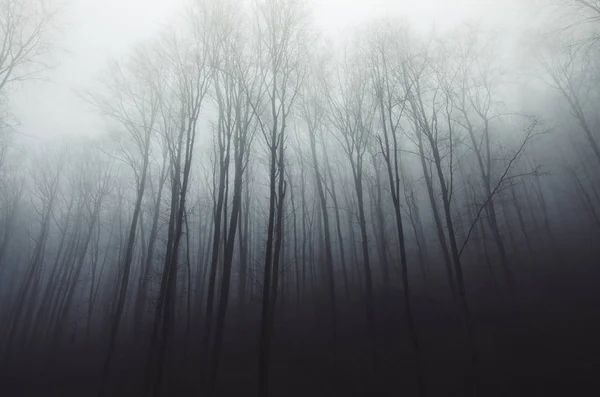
(1, 0, 599, 396)
(11, 0, 534, 140)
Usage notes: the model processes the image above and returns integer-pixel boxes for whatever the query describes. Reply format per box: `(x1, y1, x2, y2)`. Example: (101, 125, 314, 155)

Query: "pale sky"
(312, 0, 528, 33)
(9, 0, 534, 141)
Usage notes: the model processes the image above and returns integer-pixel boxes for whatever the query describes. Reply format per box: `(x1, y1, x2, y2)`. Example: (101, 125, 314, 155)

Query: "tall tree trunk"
(135, 158, 168, 333)
(98, 148, 150, 397)
(324, 152, 349, 300)
(307, 122, 337, 358)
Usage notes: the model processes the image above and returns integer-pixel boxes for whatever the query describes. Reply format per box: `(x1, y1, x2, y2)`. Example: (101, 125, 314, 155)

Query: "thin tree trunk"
(98, 148, 150, 397)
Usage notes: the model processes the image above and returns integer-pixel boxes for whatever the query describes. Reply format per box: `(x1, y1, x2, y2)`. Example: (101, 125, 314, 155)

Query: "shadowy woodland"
(1, 0, 600, 396)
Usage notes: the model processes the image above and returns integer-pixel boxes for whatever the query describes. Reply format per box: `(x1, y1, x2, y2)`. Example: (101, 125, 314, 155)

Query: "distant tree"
(537, 41, 600, 165)
(204, 0, 258, 392)
(324, 42, 378, 370)
(300, 67, 337, 358)
(0, 0, 56, 95)
(250, 1, 308, 395)
(2, 143, 65, 358)
(366, 23, 423, 393)
(0, 0, 58, 175)
(91, 41, 165, 397)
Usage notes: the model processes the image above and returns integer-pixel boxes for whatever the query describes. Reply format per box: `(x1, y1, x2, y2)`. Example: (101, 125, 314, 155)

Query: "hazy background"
(10, 0, 537, 141)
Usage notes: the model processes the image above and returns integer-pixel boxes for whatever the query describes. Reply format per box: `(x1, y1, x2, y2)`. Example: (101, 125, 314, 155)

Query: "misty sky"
(9, 0, 535, 142)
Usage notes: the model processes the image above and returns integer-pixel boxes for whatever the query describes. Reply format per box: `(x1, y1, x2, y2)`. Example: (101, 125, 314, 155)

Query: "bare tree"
(366, 23, 424, 393)
(324, 42, 378, 370)
(537, 40, 600, 165)
(52, 150, 113, 343)
(143, 11, 211, 394)
(0, 0, 56, 94)
(248, 1, 308, 395)
(300, 69, 337, 358)
(133, 141, 169, 333)
(2, 143, 64, 358)
(0, 169, 23, 271)
(452, 28, 515, 287)
(92, 42, 164, 397)
(202, 1, 258, 392)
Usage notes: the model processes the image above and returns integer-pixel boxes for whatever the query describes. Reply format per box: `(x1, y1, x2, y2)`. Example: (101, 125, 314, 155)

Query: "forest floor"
(2, 234, 600, 396)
